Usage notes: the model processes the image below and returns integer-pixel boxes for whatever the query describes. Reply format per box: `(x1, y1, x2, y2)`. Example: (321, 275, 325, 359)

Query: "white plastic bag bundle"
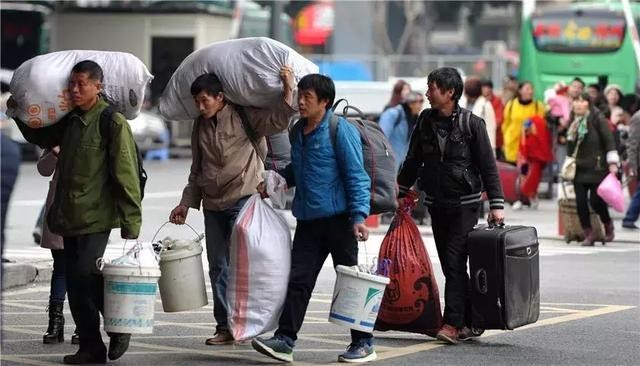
(8, 50, 152, 127)
(159, 37, 318, 121)
(227, 190, 292, 341)
(107, 241, 160, 269)
(262, 170, 288, 209)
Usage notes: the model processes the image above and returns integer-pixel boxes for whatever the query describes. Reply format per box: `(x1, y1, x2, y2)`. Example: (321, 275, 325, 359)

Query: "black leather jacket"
(398, 106, 505, 210)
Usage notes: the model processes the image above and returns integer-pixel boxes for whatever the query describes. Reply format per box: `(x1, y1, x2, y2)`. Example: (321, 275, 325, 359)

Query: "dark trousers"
(429, 205, 479, 328)
(276, 214, 372, 344)
(64, 231, 110, 352)
(574, 182, 611, 229)
(1, 134, 20, 250)
(50, 249, 67, 303)
(203, 196, 249, 331)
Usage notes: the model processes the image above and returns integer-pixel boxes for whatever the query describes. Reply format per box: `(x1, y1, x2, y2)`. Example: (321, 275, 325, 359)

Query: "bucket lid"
(335, 265, 390, 285)
(159, 240, 203, 262)
(102, 263, 161, 277)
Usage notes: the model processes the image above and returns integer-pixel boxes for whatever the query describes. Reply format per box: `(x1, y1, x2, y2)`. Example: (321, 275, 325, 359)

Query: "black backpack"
(100, 106, 147, 199)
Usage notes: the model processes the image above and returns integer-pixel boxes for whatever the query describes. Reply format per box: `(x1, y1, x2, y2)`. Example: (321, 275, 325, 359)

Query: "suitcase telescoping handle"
(474, 269, 489, 295)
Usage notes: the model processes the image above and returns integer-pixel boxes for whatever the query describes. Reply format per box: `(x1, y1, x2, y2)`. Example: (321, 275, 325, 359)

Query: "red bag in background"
(374, 191, 443, 336)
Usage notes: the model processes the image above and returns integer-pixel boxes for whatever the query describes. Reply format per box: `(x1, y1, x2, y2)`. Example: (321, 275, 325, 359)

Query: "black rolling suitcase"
(468, 224, 540, 330)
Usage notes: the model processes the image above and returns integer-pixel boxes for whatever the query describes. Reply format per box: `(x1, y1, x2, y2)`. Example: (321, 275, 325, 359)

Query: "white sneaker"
(512, 201, 523, 210)
(530, 198, 539, 209)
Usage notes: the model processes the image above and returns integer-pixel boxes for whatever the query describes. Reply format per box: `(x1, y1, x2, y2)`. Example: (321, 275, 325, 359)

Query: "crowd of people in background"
(381, 74, 640, 236)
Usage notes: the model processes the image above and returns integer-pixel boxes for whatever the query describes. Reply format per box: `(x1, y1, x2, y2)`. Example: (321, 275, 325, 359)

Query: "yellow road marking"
(374, 304, 636, 362)
(2, 302, 635, 365)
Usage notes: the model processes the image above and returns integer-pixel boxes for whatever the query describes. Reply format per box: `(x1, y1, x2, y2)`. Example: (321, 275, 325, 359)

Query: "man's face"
(68, 72, 101, 110)
(587, 87, 599, 101)
(298, 89, 328, 120)
(193, 91, 224, 119)
(481, 85, 492, 98)
(568, 81, 584, 99)
(426, 82, 453, 109)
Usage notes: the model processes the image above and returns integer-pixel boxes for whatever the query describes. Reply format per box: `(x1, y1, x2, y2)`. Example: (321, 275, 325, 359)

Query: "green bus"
(519, 1, 640, 100)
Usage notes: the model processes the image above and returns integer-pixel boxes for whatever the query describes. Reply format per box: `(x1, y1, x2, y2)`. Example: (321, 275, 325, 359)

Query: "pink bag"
(597, 173, 625, 213)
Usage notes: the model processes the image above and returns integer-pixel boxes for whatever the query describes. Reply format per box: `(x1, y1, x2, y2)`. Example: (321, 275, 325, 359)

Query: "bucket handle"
(151, 221, 203, 247)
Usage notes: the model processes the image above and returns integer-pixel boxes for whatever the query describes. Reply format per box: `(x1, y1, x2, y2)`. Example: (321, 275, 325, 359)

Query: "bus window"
(531, 13, 626, 53)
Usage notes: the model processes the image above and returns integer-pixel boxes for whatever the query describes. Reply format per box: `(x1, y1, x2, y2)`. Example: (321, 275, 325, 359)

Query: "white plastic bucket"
(329, 265, 390, 333)
(103, 264, 161, 334)
(158, 241, 208, 312)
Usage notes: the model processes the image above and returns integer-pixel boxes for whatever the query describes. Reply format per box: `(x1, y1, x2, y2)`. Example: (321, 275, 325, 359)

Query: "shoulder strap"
(457, 109, 472, 141)
(393, 106, 404, 128)
(235, 105, 266, 163)
(100, 105, 115, 146)
(328, 113, 341, 151)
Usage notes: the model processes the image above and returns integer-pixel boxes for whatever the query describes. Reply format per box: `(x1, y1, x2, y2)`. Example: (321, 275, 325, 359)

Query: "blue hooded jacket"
(284, 110, 370, 224)
(379, 105, 412, 172)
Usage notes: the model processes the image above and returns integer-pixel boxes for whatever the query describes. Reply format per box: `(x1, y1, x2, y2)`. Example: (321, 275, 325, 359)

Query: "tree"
(373, 0, 437, 55)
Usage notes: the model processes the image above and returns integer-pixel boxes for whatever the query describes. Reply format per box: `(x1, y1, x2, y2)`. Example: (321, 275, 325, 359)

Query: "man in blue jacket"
(252, 74, 374, 363)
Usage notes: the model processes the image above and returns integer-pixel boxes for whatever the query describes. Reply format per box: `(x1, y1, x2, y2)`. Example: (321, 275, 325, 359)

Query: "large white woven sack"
(159, 37, 317, 121)
(8, 50, 152, 128)
(227, 189, 292, 341)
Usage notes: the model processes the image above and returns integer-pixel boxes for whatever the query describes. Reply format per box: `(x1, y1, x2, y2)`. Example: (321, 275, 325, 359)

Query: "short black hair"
(297, 74, 335, 110)
(576, 91, 592, 105)
(480, 79, 493, 88)
(427, 67, 463, 102)
(572, 77, 585, 87)
(190, 73, 223, 97)
(71, 60, 103, 82)
(587, 83, 601, 92)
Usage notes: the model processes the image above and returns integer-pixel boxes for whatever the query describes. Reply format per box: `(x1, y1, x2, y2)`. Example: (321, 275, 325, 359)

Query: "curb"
(2, 261, 52, 290)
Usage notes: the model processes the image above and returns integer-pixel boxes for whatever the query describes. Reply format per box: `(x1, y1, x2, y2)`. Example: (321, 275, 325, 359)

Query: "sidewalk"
(3, 198, 638, 290)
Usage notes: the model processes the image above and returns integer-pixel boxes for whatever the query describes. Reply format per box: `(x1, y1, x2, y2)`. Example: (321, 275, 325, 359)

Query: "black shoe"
(62, 350, 106, 364)
(43, 301, 65, 344)
(71, 328, 80, 345)
(622, 221, 639, 229)
(108, 333, 131, 360)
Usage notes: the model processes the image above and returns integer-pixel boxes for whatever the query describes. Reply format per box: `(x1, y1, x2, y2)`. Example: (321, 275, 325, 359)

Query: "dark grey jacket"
(567, 109, 617, 184)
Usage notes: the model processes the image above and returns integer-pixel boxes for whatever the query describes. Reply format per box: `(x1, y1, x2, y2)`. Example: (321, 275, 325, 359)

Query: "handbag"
(560, 137, 582, 181)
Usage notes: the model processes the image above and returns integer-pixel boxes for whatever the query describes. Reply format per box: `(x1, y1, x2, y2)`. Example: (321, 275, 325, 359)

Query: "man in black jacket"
(397, 67, 505, 344)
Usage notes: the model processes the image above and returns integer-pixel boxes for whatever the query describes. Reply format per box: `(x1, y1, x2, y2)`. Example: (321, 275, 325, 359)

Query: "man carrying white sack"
(168, 66, 296, 345)
(12, 60, 142, 365)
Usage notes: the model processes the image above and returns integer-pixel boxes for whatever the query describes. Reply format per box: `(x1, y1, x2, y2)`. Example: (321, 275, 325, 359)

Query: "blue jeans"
(623, 188, 640, 224)
(50, 250, 66, 303)
(203, 196, 250, 331)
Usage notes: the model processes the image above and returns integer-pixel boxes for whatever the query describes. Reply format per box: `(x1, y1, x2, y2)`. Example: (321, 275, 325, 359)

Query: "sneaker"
(530, 197, 539, 210)
(622, 221, 638, 230)
(338, 338, 377, 363)
(436, 324, 459, 345)
(252, 335, 294, 363)
(512, 201, 523, 211)
(458, 326, 484, 341)
(205, 329, 234, 345)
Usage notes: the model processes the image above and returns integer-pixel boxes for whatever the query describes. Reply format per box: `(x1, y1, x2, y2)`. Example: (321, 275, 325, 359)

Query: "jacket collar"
(71, 98, 108, 126)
